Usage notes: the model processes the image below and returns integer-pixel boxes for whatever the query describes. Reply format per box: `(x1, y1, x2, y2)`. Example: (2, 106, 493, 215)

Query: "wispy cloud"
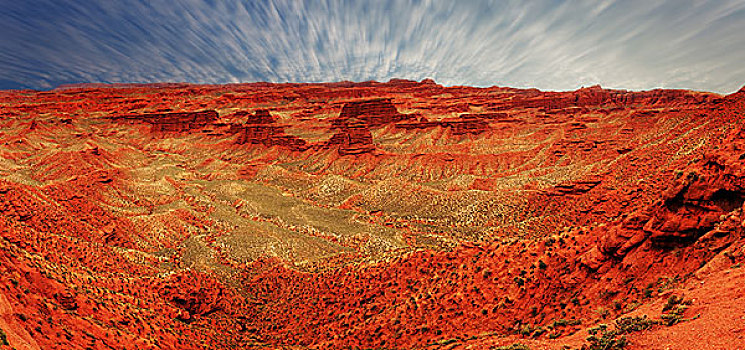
(1, 0, 743, 92)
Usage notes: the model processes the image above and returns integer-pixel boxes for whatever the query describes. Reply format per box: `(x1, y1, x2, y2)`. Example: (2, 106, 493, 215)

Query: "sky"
(1, 0, 744, 93)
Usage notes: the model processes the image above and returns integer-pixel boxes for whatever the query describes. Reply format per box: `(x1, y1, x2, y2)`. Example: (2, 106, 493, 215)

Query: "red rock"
(157, 271, 236, 322)
(338, 98, 410, 127)
(546, 178, 601, 196)
(246, 109, 275, 124)
(439, 115, 490, 135)
(53, 291, 78, 310)
(394, 116, 440, 130)
(326, 118, 375, 155)
(111, 110, 218, 132)
(394, 114, 490, 135)
(1, 80, 744, 350)
(229, 109, 309, 151)
(461, 112, 521, 123)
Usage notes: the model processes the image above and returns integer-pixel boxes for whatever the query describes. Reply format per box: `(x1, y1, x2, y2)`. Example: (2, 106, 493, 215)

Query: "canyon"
(0, 79, 744, 349)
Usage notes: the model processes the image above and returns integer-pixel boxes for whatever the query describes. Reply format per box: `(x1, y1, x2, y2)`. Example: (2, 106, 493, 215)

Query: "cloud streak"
(1, 0, 744, 93)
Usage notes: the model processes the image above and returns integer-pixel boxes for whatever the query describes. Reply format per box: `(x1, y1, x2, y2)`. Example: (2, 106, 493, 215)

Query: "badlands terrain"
(0, 79, 744, 349)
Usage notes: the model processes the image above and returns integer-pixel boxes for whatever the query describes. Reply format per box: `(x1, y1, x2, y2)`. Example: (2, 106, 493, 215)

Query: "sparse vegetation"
(585, 323, 627, 350)
(436, 338, 459, 346)
(518, 324, 535, 336)
(594, 307, 609, 319)
(584, 316, 653, 349)
(548, 318, 582, 329)
(492, 343, 530, 350)
(581, 296, 698, 350)
(0, 75, 741, 350)
(660, 295, 695, 326)
(0, 327, 9, 346)
(514, 276, 525, 286)
(615, 315, 656, 333)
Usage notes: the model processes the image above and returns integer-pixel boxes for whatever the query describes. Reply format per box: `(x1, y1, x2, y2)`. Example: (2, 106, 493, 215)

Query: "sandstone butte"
(0, 79, 744, 350)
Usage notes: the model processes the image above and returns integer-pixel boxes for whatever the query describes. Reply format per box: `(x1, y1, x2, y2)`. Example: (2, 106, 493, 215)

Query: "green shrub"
(660, 295, 693, 326)
(438, 338, 459, 345)
(583, 315, 656, 350)
(660, 305, 688, 326)
(615, 315, 656, 334)
(547, 318, 582, 330)
(585, 324, 627, 350)
(623, 301, 641, 313)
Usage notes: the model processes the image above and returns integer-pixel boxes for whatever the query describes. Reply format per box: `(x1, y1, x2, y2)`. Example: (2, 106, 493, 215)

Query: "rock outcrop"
(439, 115, 490, 135)
(229, 109, 309, 151)
(394, 116, 440, 130)
(158, 271, 238, 323)
(233, 109, 282, 144)
(546, 178, 602, 196)
(338, 98, 410, 127)
(326, 118, 375, 155)
(487, 86, 717, 111)
(589, 127, 745, 264)
(111, 110, 218, 132)
(394, 114, 490, 135)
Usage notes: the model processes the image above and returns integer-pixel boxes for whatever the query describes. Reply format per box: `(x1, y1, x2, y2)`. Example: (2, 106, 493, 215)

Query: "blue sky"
(1, 0, 744, 93)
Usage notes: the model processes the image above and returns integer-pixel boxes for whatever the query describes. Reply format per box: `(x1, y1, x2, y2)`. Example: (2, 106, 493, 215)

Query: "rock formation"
(394, 114, 490, 134)
(326, 118, 375, 155)
(1, 80, 744, 350)
(439, 115, 490, 135)
(230, 109, 308, 151)
(111, 110, 218, 132)
(337, 98, 411, 126)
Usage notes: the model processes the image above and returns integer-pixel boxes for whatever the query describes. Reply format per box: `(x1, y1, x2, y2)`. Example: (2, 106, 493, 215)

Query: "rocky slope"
(0, 79, 744, 349)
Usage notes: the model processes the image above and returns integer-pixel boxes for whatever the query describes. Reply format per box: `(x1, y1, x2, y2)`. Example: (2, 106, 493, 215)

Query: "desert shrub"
(583, 315, 656, 350)
(531, 327, 545, 338)
(437, 338, 459, 345)
(615, 315, 656, 334)
(493, 343, 530, 350)
(548, 318, 582, 329)
(595, 307, 609, 319)
(0, 327, 9, 345)
(660, 295, 694, 326)
(584, 324, 627, 350)
(518, 324, 534, 336)
(662, 295, 685, 312)
(623, 301, 641, 313)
